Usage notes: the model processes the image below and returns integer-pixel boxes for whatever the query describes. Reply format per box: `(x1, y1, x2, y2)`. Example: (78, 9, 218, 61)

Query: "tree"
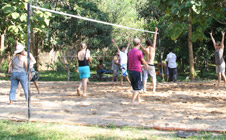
(152, 0, 226, 79)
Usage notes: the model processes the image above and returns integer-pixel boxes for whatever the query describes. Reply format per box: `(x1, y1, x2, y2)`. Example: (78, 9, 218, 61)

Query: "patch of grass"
(38, 70, 80, 81)
(0, 68, 219, 82)
(0, 120, 226, 140)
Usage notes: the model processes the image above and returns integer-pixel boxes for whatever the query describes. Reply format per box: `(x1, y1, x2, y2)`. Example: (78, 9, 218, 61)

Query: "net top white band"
(31, 5, 158, 34)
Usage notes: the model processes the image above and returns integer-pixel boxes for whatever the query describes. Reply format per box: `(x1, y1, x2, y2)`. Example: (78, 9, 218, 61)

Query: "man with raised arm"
(112, 38, 131, 85)
(140, 27, 158, 93)
(210, 31, 226, 87)
(128, 38, 148, 103)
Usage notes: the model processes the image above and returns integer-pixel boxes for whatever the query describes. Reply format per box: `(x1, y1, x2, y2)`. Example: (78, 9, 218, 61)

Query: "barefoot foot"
(77, 88, 81, 96)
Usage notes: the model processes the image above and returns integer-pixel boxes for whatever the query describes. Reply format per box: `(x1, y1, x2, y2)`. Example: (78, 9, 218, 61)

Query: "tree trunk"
(67, 66, 70, 81)
(0, 30, 5, 53)
(188, 9, 195, 80)
(32, 33, 39, 71)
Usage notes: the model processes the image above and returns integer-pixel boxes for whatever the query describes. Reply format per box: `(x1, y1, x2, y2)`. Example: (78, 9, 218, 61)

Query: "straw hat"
(14, 44, 25, 54)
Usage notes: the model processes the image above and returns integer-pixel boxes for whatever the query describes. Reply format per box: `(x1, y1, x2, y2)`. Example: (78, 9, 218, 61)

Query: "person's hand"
(155, 27, 158, 32)
(128, 37, 131, 42)
(111, 38, 115, 43)
(209, 31, 213, 36)
(142, 34, 146, 38)
(222, 31, 225, 36)
(143, 64, 148, 69)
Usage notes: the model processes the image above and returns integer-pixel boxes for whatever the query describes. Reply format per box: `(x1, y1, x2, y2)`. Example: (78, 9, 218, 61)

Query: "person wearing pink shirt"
(128, 38, 148, 103)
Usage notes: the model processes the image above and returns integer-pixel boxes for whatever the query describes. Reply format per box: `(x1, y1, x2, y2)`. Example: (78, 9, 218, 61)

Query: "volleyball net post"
(27, 1, 32, 121)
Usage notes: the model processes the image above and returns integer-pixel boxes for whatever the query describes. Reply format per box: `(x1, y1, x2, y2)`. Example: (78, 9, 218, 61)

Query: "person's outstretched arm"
(152, 27, 158, 49)
(126, 37, 131, 51)
(112, 39, 120, 52)
(210, 31, 216, 49)
(140, 34, 145, 43)
(221, 31, 225, 49)
(140, 34, 148, 53)
(87, 49, 92, 63)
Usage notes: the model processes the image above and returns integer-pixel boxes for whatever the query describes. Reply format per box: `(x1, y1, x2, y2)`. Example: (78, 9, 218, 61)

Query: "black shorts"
(129, 70, 143, 91)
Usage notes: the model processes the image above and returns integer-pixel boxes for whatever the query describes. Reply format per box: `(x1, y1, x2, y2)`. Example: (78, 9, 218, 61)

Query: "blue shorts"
(121, 64, 128, 76)
(129, 70, 143, 91)
(78, 66, 90, 79)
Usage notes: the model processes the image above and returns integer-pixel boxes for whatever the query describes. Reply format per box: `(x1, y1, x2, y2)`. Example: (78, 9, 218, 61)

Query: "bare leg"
(218, 73, 221, 86)
(221, 73, 226, 87)
(77, 81, 82, 96)
(33, 81, 40, 94)
(143, 80, 147, 93)
(131, 91, 139, 103)
(137, 92, 144, 102)
(82, 78, 88, 96)
(152, 78, 156, 94)
(120, 76, 123, 85)
(125, 76, 131, 85)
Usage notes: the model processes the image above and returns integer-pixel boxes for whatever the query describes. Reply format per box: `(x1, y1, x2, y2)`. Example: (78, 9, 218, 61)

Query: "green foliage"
(0, 0, 52, 57)
(138, 0, 225, 78)
(0, 61, 8, 72)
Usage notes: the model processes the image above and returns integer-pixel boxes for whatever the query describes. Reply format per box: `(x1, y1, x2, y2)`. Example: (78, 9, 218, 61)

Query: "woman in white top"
(9, 44, 28, 104)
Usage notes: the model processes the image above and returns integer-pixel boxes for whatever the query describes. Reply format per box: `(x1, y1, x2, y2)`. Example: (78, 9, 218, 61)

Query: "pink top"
(128, 48, 143, 72)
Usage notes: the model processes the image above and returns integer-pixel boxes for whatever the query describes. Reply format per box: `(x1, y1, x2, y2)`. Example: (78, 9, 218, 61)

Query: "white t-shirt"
(29, 53, 36, 68)
(119, 50, 128, 65)
(165, 52, 177, 68)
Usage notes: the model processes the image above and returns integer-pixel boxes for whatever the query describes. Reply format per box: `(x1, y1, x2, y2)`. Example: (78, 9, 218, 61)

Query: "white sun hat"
(14, 43, 25, 54)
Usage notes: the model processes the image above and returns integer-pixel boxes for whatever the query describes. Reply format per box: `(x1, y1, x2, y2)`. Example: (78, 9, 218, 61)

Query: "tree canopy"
(0, 0, 225, 80)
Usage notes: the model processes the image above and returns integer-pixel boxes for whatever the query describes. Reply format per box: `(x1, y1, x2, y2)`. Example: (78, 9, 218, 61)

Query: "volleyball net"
(26, 3, 159, 121)
(30, 5, 158, 34)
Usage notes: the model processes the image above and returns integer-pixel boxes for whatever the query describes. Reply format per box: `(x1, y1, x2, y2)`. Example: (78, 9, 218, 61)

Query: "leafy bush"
(0, 61, 8, 73)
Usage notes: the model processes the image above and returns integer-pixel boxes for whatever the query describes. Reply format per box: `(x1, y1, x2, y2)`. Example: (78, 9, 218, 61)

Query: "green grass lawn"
(0, 69, 218, 82)
(0, 120, 226, 140)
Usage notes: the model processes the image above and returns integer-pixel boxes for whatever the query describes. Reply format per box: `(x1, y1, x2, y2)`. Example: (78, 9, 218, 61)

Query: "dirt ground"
(0, 80, 226, 131)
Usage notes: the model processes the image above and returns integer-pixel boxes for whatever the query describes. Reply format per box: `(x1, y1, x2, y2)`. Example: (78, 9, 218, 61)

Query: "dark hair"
(99, 60, 103, 63)
(216, 41, 221, 46)
(146, 40, 152, 46)
(120, 46, 126, 50)
(169, 48, 173, 52)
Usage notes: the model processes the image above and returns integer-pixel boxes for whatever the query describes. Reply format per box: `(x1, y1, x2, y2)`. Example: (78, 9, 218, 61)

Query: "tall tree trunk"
(0, 30, 6, 53)
(67, 66, 70, 81)
(32, 33, 39, 71)
(188, 9, 195, 80)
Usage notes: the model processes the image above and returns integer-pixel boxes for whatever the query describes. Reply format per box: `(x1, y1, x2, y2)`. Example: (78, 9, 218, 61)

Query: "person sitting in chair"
(96, 60, 111, 75)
